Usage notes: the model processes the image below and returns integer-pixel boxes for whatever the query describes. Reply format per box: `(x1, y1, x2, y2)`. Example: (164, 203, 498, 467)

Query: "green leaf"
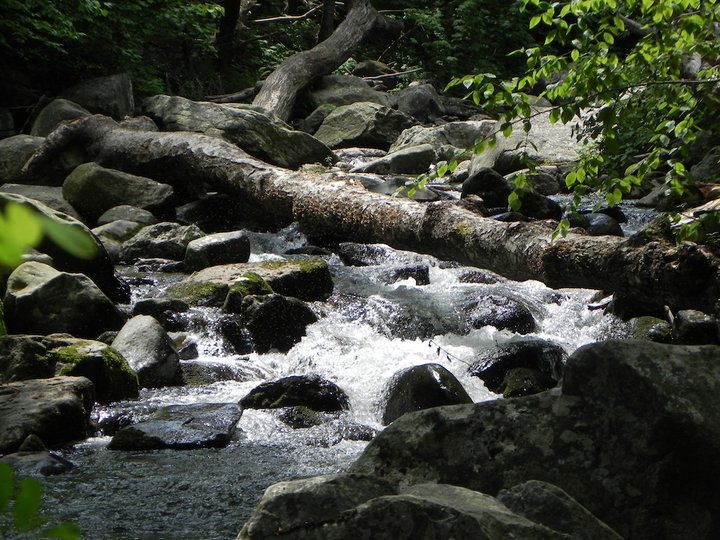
(508, 191, 522, 211)
(41, 220, 97, 260)
(42, 522, 82, 540)
(5, 203, 43, 249)
(529, 15, 542, 28)
(14, 478, 43, 532)
(0, 462, 14, 512)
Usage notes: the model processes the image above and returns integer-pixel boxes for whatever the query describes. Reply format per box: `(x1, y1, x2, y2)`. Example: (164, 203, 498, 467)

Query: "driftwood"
(22, 115, 720, 314)
(252, 0, 402, 120)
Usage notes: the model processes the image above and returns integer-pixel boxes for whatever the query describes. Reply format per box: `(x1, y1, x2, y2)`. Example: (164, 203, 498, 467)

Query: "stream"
(35, 220, 633, 540)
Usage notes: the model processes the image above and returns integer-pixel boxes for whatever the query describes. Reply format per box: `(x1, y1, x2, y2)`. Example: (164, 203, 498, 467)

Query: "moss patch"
(229, 272, 274, 297)
(49, 343, 139, 404)
(167, 281, 230, 307)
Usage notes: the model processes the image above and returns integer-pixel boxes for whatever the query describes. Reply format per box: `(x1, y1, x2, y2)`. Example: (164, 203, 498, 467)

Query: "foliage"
(0, 462, 80, 539)
(0, 0, 223, 96)
(439, 0, 720, 239)
(0, 203, 97, 268)
(370, 0, 536, 84)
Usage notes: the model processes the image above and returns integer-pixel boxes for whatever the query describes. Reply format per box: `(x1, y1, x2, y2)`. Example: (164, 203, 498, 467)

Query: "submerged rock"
(108, 403, 242, 450)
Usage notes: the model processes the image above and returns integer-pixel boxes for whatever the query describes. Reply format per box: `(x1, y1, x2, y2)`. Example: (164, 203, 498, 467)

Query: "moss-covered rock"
(223, 272, 274, 313)
(188, 258, 333, 302)
(166, 281, 229, 307)
(629, 316, 672, 343)
(42, 339, 139, 404)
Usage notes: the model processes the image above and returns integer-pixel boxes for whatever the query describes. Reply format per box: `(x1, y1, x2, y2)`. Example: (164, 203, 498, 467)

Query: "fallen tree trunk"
(23, 115, 720, 314)
(252, 0, 402, 120)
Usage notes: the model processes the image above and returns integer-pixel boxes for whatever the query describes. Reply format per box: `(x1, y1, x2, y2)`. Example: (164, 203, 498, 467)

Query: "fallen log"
(22, 115, 720, 314)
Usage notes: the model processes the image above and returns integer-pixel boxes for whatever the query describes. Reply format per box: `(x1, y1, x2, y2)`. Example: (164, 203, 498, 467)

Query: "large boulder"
(238, 475, 571, 540)
(30, 99, 91, 137)
(184, 231, 251, 271)
(314, 102, 415, 150)
(236, 293, 318, 353)
(60, 73, 135, 120)
(143, 95, 336, 169)
(393, 83, 445, 122)
(120, 222, 204, 262)
(303, 75, 392, 111)
(0, 135, 44, 182)
(111, 315, 181, 388)
(0, 376, 95, 453)
(187, 258, 333, 301)
(63, 162, 175, 222)
(3, 262, 126, 338)
(0, 184, 81, 219)
(390, 120, 495, 161)
(352, 340, 720, 539)
(469, 107, 581, 175)
(240, 374, 350, 412)
(92, 220, 145, 262)
(351, 144, 436, 175)
(381, 363, 472, 425)
(0, 335, 138, 404)
(108, 403, 241, 450)
(0, 193, 127, 302)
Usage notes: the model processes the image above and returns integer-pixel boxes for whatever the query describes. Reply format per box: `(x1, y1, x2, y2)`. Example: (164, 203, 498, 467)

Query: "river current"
(36, 221, 629, 540)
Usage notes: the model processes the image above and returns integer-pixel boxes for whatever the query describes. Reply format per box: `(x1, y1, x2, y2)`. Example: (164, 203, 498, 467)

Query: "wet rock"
(60, 73, 134, 120)
(463, 293, 537, 334)
(335, 242, 424, 267)
(111, 315, 181, 388)
(180, 359, 259, 386)
(381, 363, 472, 425)
(222, 272, 274, 313)
(314, 102, 415, 150)
(97, 205, 158, 226)
(63, 162, 175, 222)
(239, 293, 318, 353)
(501, 367, 555, 398)
(184, 231, 251, 271)
(188, 258, 333, 302)
(457, 268, 504, 284)
(30, 99, 91, 137)
(629, 316, 672, 343)
(0, 376, 95, 453)
(0, 135, 45, 183)
(0, 184, 81, 219)
(379, 264, 430, 286)
(143, 95, 336, 169)
(240, 374, 350, 412)
(132, 297, 190, 330)
(4, 262, 126, 338)
(108, 403, 242, 450)
(672, 309, 720, 345)
(568, 212, 623, 236)
(120, 222, 204, 262)
(491, 211, 531, 222)
(217, 316, 254, 354)
(276, 406, 324, 429)
(497, 480, 623, 540)
(352, 340, 720, 540)
(469, 338, 567, 394)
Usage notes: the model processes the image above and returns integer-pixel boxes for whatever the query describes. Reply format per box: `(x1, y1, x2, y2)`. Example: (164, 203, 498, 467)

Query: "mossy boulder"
(166, 281, 230, 307)
(0, 335, 54, 382)
(223, 272, 274, 313)
(629, 316, 672, 343)
(43, 339, 139, 404)
(188, 258, 333, 302)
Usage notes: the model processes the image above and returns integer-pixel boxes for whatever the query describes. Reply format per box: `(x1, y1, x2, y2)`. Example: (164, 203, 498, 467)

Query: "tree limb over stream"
(23, 115, 720, 314)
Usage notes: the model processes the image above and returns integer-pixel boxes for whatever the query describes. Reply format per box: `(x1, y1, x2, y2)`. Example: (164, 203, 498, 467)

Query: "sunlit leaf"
(0, 463, 14, 513)
(14, 478, 43, 532)
(41, 219, 97, 259)
(42, 522, 82, 540)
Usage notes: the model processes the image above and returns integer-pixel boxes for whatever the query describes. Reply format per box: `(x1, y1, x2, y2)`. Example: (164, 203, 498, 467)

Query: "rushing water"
(33, 224, 626, 540)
